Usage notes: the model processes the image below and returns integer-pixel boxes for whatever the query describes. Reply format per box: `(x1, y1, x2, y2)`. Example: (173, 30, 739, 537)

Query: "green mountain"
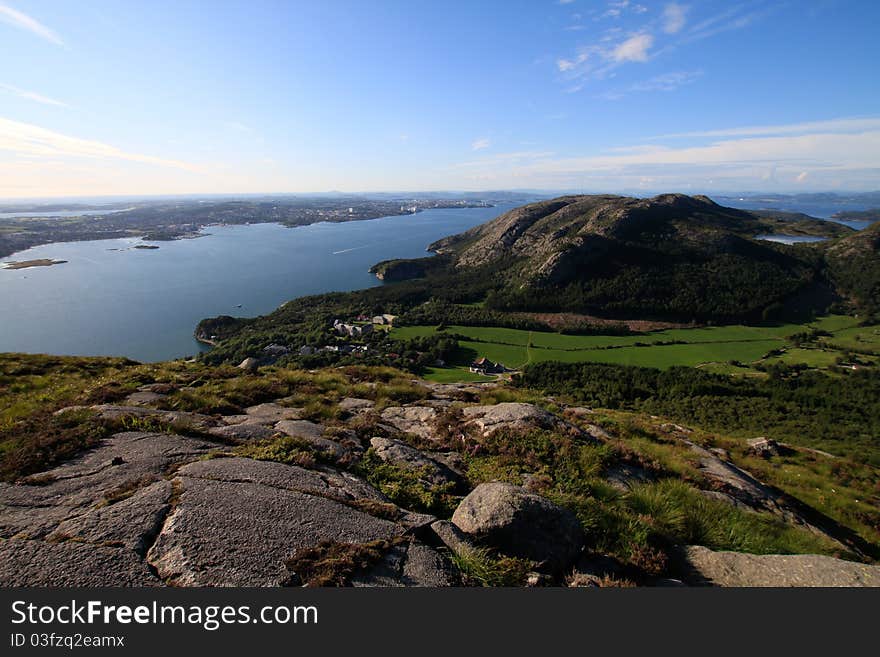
(427, 194, 853, 322)
(826, 221, 880, 317)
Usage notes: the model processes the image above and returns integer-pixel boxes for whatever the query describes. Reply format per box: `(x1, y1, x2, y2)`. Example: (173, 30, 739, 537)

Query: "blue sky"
(0, 0, 878, 198)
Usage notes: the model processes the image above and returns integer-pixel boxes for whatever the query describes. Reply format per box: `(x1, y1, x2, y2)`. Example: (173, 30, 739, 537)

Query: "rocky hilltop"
(1, 354, 877, 587)
(425, 194, 862, 321)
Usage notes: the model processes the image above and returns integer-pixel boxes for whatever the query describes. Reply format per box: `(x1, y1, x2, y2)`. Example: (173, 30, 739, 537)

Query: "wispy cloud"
(0, 83, 69, 108)
(684, 2, 770, 43)
(0, 116, 199, 171)
(662, 3, 687, 34)
(610, 33, 653, 62)
(650, 117, 880, 140)
(471, 137, 491, 151)
(0, 3, 63, 46)
(557, 52, 589, 72)
(450, 118, 880, 191)
(600, 70, 702, 100)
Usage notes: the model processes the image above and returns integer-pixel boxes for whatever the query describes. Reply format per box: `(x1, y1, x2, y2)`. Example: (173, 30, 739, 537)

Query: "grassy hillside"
(2, 352, 877, 568)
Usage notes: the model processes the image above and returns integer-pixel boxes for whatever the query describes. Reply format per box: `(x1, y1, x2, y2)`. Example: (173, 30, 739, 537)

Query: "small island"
(1, 258, 68, 270)
(133, 244, 160, 250)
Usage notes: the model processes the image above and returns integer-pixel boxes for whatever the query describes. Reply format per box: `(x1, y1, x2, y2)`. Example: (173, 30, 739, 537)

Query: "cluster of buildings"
(469, 357, 507, 375)
(333, 319, 373, 338)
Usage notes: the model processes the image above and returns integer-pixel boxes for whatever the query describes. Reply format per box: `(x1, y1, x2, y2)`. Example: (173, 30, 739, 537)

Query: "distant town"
(0, 195, 507, 259)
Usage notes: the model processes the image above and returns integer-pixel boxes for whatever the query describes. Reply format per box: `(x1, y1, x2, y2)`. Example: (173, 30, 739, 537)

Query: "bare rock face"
(147, 458, 404, 586)
(0, 539, 160, 587)
(452, 482, 584, 571)
(369, 437, 464, 488)
(379, 406, 438, 440)
(0, 432, 213, 541)
(48, 480, 173, 555)
(208, 423, 279, 443)
(681, 546, 880, 587)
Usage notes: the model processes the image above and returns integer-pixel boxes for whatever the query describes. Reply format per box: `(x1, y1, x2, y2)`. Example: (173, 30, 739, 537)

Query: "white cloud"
(0, 3, 63, 45)
(796, 171, 809, 183)
(471, 137, 491, 151)
(663, 3, 687, 34)
(0, 116, 199, 171)
(0, 83, 69, 107)
(610, 33, 653, 62)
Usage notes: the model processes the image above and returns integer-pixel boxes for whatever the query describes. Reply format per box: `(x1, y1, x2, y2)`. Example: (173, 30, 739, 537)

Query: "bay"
(0, 204, 515, 361)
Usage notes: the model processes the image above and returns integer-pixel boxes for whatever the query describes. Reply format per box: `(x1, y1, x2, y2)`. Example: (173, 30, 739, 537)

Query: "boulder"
(747, 437, 785, 457)
(451, 482, 584, 570)
(238, 357, 260, 373)
(681, 546, 880, 587)
(369, 437, 463, 488)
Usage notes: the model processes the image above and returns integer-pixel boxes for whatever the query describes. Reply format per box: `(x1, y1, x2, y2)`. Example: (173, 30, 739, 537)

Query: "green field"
(821, 325, 880, 354)
(395, 315, 878, 382)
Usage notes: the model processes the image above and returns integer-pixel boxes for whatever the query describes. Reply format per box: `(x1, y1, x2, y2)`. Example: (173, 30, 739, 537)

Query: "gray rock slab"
(379, 406, 437, 440)
(91, 405, 220, 431)
(124, 391, 166, 406)
(148, 470, 403, 586)
(244, 403, 303, 424)
(461, 402, 570, 436)
(176, 457, 386, 502)
(47, 480, 172, 555)
(682, 545, 880, 587)
(0, 432, 213, 540)
(338, 397, 375, 413)
(370, 437, 463, 487)
(0, 538, 159, 587)
(208, 423, 279, 443)
(351, 541, 459, 587)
